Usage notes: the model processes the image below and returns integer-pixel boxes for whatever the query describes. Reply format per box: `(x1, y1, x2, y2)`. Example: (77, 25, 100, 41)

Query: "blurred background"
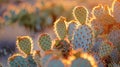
(0, 0, 114, 67)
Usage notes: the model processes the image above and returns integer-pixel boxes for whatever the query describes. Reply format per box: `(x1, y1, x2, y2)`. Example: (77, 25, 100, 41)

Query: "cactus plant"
(38, 33, 52, 51)
(98, 40, 113, 59)
(72, 6, 94, 52)
(53, 39, 72, 59)
(8, 54, 28, 67)
(16, 36, 33, 55)
(33, 50, 42, 67)
(45, 56, 64, 67)
(67, 20, 77, 42)
(54, 16, 67, 40)
(26, 55, 37, 67)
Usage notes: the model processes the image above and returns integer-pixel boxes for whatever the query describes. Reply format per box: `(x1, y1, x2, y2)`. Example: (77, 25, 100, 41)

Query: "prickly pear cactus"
(71, 58, 92, 67)
(46, 56, 64, 67)
(53, 39, 72, 58)
(67, 20, 77, 42)
(54, 16, 67, 40)
(73, 6, 88, 24)
(26, 55, 37, 67)
(8, 54, 28, 67)
(16, 36, 33, 55)
(112, 0, 120, 22)
(33, 50, 42, 67)
(38, 33, 52, 51)
(98, 40, 113, 59)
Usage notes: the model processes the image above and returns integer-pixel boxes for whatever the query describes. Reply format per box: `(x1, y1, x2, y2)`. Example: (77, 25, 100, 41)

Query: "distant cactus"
(16, 36, 33, 55)
(38, 33, 52, 51)
(54, 16, 67, 40)
(72, 6, 94, 52)
(8, 54, 28, 67)
(0, 63, 2, 67)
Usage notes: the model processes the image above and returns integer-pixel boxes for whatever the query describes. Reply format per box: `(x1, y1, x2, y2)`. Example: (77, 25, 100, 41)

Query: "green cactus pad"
(67, 21, 77, 42)
(8, 54, 28, 67)
(73, 6, 88, 25)
(54, 16, 67, 40)
(73, 24, 93, 52)
(38, 33, 52, 51)
(16, 36, 33, 55)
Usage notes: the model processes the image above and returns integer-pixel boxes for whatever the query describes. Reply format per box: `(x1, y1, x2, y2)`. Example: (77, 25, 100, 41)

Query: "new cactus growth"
(38, 33, 52, 51)
(54, 16, 67, 40)
(73, 6, 94, 52)
(8, 54, 28, 67)
(16, 36, 33, 55)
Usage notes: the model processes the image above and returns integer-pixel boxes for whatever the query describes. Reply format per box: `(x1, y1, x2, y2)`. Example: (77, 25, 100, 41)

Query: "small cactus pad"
(26, 55, 37, 67)
(67, 21, 77, 42)
(16, 36, 33, 55)
(73, 25, 93, 52)
(98, 41, 113, 58)
(54, 16, 67, 39)
(92, 5, 105, 18)
(73, 6, 88, 25)
(112, 0, 120, 22)
(8, 55, 28, 67)
(38, 33, 52, 51)
(53, 39, 72, 58)
(71, 58, 92, 67)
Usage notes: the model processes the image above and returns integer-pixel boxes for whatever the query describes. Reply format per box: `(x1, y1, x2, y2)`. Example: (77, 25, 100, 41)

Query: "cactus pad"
(26, 55, 37, 67)
(73, 25, 93, 52)
(46, 57, 64, 67)
(33, 50, 42, 67)
(53, 39, 72, 58)
(8, 55, 28, 67)
(38, 33, 52, 51)
(73, 6, 88, 25)
(67, 21, 77, 42)
(16, 36, 33, 55)
(98, 41, 113, 58)
(71, 58, 92, 67)
(54, 16, 67, 39)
